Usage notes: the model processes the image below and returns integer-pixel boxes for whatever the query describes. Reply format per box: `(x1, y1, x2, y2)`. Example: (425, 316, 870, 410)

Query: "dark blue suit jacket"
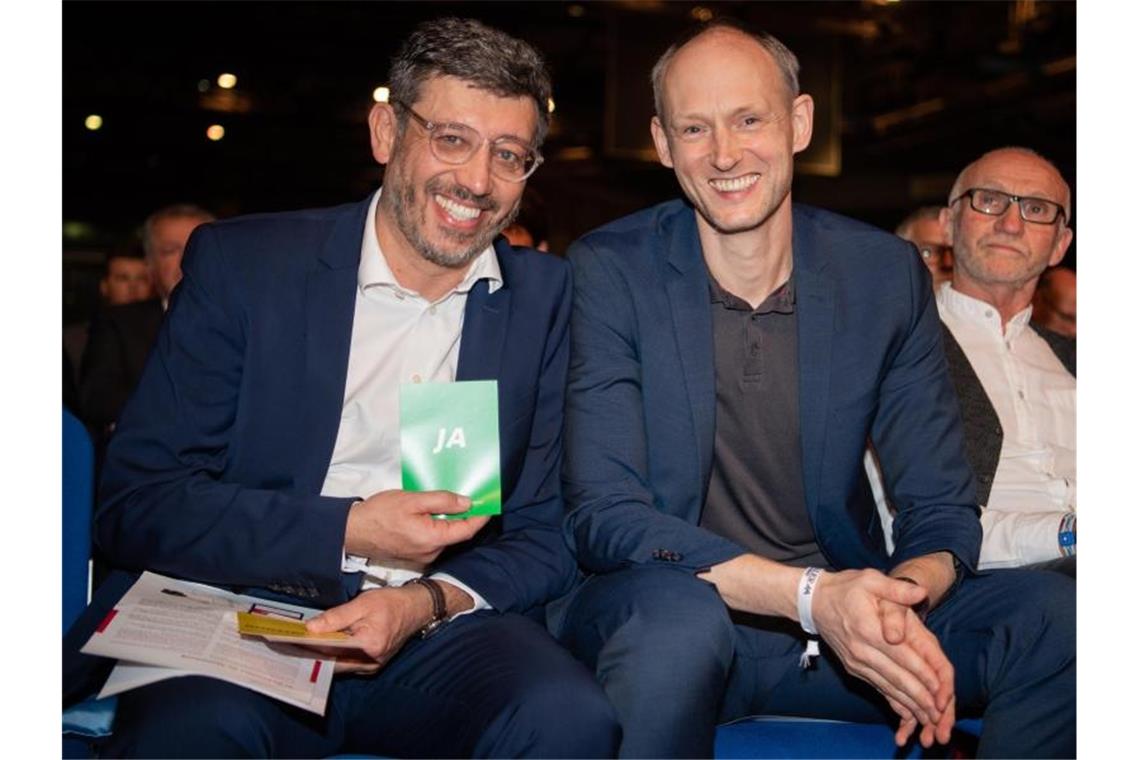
(562, 200, 981, 576)
(94, 196, 575, 613)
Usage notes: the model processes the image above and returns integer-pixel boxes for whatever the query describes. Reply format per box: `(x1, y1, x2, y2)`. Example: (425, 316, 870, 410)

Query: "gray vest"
(941, 322, 1075, 505)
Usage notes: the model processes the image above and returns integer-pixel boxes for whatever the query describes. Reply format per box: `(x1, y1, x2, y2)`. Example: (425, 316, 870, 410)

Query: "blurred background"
(63, 0, 1075, 322)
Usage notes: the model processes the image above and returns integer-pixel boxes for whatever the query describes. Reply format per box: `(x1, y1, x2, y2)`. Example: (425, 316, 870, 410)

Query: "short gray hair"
(142, 203, 215, 257)
(651, 18, 800, 123)
(895, 206, 943, 240)
(388, 17, 552, 146)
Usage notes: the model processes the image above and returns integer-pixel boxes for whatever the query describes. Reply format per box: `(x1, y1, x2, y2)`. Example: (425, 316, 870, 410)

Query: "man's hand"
(304, 579, 476, 675)
(303, 586, 431, 674)
(811, 569, 954, 746)
(881, 552, 959, 746)
(344, 490, 490, 567)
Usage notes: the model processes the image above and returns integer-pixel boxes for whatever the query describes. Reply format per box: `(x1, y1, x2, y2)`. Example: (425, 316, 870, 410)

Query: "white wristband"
(797, 567, 824, 635)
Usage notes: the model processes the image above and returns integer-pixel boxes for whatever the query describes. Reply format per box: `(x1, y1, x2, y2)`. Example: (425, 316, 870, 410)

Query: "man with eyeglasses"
(66, 17, 618, 758)
(895, 205, 954, 289)
(550, 20, 1074, 758)
(934, 147, 1076, 576)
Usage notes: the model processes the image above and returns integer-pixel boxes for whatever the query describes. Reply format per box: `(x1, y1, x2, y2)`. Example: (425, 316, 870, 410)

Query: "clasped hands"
(812, 569, 954, 748)
(300, 489, 487, 674)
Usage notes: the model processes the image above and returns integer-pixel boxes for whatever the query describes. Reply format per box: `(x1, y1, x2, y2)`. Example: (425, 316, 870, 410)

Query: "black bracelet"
(407, 577, 447, 638)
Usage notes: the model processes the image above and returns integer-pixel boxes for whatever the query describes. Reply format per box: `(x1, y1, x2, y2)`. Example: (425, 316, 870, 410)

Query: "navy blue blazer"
(95, 196, 576, 613)
(562, 200, 981, 576)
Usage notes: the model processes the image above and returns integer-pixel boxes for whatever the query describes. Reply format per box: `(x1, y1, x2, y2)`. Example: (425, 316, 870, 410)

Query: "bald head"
(651, 21, 801, 125)
(949, 147, 1071, 221)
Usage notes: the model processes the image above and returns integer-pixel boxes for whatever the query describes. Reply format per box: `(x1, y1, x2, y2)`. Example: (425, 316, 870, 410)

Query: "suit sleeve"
(433, 263, 578, 613)
(94, 226, 359, 607)
(561, 239, 745, 575)
(870, 250, 982, 571)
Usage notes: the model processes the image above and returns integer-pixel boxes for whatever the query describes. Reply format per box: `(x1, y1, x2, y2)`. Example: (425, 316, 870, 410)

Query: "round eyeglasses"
(918, 244, 953, 263)
(950, 188, 1066, 225)
(394, 99, 543, 182)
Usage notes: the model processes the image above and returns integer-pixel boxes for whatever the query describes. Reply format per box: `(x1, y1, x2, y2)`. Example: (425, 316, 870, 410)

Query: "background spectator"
(896, 205, 954, 289)
(1032, 265, 1076, 338)
(79, 203, 214, 434)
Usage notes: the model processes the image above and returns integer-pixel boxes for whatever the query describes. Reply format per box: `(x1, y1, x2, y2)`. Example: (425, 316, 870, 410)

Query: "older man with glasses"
(934, 147, 1077, 576)
(65, 17, 618, 758)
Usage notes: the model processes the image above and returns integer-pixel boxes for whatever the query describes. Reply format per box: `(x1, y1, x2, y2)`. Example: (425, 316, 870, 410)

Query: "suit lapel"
(456, 241, 511, 383)
(455, 249, 511, 500)
(664, 208, 717, 486)
(456, 278, 510, 382)
(792, 210, 835, 526)
(296, 200, 369, 495)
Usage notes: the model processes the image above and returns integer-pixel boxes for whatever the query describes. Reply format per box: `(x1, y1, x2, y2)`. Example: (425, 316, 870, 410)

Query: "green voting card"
(400, 380, 501, 519)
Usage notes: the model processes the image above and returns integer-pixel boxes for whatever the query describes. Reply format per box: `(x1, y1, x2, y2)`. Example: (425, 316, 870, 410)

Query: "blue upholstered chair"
(62, 408, 118, 758)
(715, 715, 982, 759)
(62, 408, 94, 633)
(716, 716, 920, 759)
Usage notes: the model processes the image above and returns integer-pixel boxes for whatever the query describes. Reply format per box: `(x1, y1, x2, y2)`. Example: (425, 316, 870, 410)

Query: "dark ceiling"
(63, 0, 1076, 254)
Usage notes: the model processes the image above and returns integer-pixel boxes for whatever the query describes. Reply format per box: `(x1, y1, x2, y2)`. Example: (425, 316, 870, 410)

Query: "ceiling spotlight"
(547, 97, 556, 114)
(691, 6, 713, 22)
(373, 86, 390, 103)
(217, 73, 237, 89)
(84, 114, 103, 131)
(206, 124, 226, 141)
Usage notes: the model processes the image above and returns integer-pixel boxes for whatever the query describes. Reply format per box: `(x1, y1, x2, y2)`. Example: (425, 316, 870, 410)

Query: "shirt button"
(1017, 390, 1025, 399)
(984, 310, 993, 318)
(411, 373, 422, 383)
(394, 290, 406, 300)
(428, 305, 437, 315)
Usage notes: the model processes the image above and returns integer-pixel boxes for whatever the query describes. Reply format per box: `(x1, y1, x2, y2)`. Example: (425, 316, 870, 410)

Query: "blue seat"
(63, 408, 118, 758)
(62, 408, 94, 633)
(715, 717, 921, 759)
(715, 716, 982, 759)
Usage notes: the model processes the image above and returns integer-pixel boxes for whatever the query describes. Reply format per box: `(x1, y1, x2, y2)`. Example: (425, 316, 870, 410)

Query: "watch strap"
(407, 577, 447, 638)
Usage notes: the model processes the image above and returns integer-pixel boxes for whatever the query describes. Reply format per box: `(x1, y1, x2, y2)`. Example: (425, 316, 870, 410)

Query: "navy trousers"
(65, 572, 620, 758)
(550, 565, 1075, 759)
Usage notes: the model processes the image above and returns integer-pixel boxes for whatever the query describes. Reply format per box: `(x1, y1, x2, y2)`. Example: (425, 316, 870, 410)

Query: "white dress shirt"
(936, 282, 1075, 569)
(321, 188, 501, 609)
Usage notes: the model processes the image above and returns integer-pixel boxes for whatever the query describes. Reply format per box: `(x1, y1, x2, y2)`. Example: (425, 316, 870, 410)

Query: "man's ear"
(790, 93, 814, 154)
(939, 206, 954, 246)
(650, 116, 674, 169)
(1050, 227, 1074, 267)
(369, 102, 399, 165)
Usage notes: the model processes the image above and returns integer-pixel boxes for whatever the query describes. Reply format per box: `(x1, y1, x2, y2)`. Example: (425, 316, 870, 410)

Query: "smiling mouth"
(434, 194, 482, 222)
(709, 174, 760, 193)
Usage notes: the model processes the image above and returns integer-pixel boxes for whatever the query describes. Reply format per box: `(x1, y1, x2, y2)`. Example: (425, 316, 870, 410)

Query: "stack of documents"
(82, 572, 339, 715)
